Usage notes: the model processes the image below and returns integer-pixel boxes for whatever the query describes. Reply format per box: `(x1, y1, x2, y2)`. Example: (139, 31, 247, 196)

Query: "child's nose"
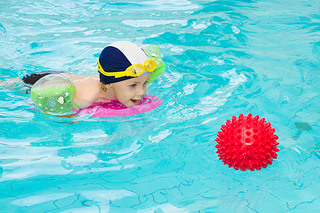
(137, 86, 146, 96)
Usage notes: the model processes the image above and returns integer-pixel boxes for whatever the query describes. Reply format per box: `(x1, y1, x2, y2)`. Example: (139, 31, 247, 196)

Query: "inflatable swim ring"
(142, 45, 166, 84)
(30, 74, 79, 116)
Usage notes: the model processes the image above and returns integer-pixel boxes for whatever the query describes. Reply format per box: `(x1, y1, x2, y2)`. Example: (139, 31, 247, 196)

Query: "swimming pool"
(0, 0, 319, 212)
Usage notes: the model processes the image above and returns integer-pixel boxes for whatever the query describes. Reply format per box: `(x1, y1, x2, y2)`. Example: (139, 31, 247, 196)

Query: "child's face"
(111, 73, 150, 107)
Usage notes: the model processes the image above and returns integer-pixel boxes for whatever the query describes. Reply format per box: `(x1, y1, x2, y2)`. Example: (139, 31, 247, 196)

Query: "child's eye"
(130, 84, 137, 88)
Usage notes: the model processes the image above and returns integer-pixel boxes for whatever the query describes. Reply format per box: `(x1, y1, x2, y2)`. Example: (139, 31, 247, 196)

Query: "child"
(23, 41, 166, 115)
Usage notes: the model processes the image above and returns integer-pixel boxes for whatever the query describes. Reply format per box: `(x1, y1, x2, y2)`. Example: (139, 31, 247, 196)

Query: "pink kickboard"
(79, 95, 163, 117)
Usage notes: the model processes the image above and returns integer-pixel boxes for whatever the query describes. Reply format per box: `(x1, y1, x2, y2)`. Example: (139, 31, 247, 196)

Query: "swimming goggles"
(98, 59, 157, 78)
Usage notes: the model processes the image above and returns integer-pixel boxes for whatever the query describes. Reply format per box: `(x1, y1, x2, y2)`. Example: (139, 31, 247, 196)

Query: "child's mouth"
(130, 99, 141, 105)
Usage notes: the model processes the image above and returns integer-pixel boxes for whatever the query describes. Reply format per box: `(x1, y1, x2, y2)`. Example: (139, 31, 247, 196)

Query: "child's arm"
(22, 71, 63, 86)
(62, 74, 101, 109)
(0, 77, 25, 89)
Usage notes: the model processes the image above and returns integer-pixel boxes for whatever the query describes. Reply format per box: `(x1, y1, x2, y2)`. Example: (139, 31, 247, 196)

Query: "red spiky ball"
(215, 114, 279, 171)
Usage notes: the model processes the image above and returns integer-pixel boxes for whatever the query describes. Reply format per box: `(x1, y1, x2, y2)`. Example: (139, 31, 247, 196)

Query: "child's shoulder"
(66, 74, 101, 109)
(62, 73, 99, 83)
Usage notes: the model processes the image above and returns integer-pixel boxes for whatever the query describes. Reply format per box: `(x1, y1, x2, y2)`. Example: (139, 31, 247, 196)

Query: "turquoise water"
(0, 0, 320, 212)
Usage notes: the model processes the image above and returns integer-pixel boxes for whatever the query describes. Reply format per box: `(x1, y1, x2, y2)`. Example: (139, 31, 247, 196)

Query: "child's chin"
(122, 101, 137, 108)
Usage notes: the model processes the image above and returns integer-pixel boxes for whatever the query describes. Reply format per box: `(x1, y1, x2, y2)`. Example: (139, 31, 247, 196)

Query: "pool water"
(0, 0, 320, 212)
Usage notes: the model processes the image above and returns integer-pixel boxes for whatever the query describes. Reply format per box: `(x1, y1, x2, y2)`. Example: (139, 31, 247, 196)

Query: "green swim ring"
(30, 74, 79, 116)
(142, 45, 166, 84)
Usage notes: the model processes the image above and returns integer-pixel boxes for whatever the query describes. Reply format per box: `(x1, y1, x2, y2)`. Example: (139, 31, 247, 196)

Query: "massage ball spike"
(215, 114, 280, 171)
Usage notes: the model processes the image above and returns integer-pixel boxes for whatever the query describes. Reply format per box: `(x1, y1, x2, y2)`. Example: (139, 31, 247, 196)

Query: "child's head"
(98, 41, 157, 107)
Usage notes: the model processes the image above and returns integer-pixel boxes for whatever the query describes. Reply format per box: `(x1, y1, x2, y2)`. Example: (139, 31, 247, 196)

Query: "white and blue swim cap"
(98, 41, 149, 84)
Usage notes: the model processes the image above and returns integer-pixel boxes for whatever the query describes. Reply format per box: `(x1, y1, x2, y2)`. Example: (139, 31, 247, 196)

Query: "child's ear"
(106, 84, 112, 90)
(101, 83, 111, 92)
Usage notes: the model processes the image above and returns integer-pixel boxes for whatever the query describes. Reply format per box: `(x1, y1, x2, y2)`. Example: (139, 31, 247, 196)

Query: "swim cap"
(98, 41, 149, 84)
